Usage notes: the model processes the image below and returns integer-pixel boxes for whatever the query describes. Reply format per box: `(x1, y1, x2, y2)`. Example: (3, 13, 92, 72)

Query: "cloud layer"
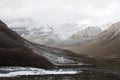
(0, 0, 120, 25)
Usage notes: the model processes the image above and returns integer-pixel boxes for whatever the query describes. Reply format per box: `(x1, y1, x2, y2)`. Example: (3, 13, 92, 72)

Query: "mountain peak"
(110, 22, 120, 31)
(71, 21, 120, 58)
(8, 18, 33, 28)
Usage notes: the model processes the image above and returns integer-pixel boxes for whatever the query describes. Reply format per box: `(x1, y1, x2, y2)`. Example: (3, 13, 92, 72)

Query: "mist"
(0, 0, 120, 26)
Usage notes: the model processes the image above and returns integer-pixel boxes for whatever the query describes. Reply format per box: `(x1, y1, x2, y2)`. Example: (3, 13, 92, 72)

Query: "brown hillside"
(71, 22, 120, 58)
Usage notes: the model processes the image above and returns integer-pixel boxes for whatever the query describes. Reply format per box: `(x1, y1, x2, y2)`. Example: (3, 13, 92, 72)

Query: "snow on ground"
(0, 67, 81, 77)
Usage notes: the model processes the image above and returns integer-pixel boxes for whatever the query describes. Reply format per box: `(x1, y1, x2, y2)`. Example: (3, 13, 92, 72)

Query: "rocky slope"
(54, 27, 102, 49)
(68, 27, 102, 41)
(0, 20, 54, 69)
(71, 22, 120, 58)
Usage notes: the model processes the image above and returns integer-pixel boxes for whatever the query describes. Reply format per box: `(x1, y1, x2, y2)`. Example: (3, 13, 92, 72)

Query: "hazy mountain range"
(54, 26, 102, 48)
(8, 18, 120, 57)
(6, 17, 120, 59)
(7, 18, 108, 47)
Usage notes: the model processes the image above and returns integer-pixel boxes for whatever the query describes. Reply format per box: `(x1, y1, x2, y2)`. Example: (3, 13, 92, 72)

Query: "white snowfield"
(0, 67, 81, 77)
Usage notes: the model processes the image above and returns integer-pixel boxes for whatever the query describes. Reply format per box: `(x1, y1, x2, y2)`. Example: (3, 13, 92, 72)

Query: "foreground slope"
(0, 20, 54, 69)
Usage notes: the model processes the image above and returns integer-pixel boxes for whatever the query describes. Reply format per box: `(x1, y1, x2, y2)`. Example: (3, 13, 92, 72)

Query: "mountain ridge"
(0, 20, 54, 69)
(71, 22, 120, 58)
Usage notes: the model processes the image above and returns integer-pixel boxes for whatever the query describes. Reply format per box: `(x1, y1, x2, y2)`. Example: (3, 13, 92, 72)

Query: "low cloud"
(0, 0, 120, 25)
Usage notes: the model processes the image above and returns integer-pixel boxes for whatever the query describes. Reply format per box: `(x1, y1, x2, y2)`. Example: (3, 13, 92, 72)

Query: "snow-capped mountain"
(54, 23, 80, 40)
(53, 23, 110, 40)
(8, 18, 33, 36)
(67, 27, 102, 41)
(8, 18, 34, 28)
(54, 27, 102, 48)
(24, 26, 61, 46)
(71, 21, 120, 58)
(8, 18, 61, 46)
(100, 23, 112, 30)
(54, 23, 93, 40)
(8, 18, 111, 47)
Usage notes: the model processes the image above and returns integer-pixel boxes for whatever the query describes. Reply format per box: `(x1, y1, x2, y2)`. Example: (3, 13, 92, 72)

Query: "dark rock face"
(0, 20, 54, 69)
(0, 49, 54, 69)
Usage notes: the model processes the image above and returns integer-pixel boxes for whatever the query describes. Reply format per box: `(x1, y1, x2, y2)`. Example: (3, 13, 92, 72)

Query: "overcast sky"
(0, 0, 120, 25)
